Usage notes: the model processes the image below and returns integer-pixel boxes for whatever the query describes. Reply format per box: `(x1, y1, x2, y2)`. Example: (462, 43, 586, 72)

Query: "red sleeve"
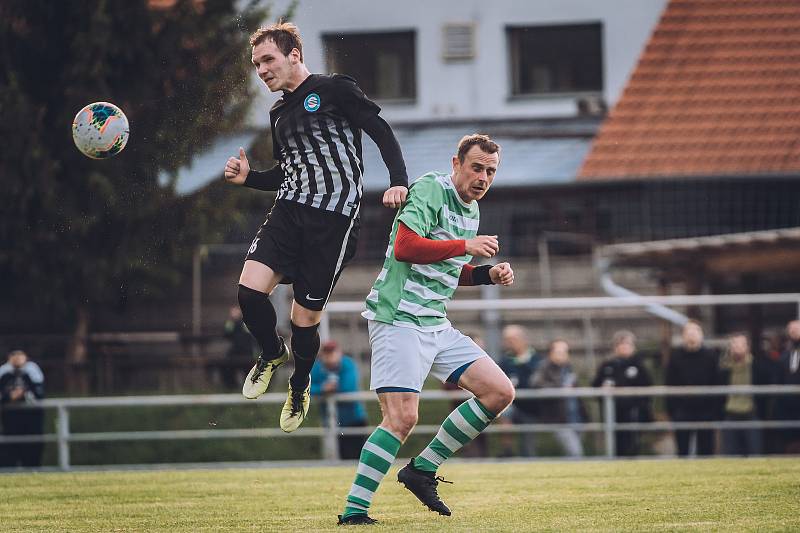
(458, 264, 475, 286)
(394, 222, 466, 264)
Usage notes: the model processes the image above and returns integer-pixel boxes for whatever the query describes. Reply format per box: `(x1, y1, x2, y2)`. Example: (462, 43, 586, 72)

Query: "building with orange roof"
(576, 0, 800, 341)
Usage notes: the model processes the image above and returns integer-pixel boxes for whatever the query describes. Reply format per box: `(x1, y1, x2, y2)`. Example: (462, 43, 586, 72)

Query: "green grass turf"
(1, 458, 798, 532)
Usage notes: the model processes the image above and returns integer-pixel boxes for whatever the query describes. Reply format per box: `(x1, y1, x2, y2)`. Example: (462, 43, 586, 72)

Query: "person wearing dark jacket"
(666, 320, 722, 457)
(497, 324, 542, 456)
(592, 330, 653, 456)
(0, 349, 45, 467)
(775, 319, 800, 453)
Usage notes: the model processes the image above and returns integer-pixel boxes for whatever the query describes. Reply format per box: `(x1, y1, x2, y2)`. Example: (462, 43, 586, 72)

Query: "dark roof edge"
(388, 116, 602, 136)
(577, 172, 800, 184)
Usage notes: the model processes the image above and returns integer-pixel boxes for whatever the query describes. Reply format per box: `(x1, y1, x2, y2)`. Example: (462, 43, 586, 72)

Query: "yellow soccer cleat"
(280, 381, 311, 433)
(242, 339, 289, 399)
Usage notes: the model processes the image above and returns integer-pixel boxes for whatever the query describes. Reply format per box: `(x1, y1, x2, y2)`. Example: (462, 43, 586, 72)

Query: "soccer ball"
(71, 102, 130, 159)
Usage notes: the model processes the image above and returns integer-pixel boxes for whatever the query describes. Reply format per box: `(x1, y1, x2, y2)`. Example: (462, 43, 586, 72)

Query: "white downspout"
(595, 256, 689, 326)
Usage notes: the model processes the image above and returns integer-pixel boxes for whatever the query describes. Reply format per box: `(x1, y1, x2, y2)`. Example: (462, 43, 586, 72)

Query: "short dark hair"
(250, 21, 304, 62)
(456, 134, 500, 163)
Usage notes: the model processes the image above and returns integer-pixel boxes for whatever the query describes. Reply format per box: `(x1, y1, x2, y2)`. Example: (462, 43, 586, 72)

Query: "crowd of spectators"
(300, 318, 800, 459)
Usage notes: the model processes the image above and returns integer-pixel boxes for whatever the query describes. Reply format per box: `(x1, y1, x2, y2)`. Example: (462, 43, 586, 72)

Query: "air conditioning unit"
(442, 23, 475, 60)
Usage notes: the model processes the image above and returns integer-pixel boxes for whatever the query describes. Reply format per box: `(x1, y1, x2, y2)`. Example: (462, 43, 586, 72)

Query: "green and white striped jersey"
(362, 172, 479, 331)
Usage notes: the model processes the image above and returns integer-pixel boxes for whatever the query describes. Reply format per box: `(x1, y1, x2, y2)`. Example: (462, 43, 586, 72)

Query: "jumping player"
(223, 22, 408, 433)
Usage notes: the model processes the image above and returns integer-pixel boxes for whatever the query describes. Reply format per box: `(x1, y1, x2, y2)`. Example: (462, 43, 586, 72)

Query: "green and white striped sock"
(413, 397, 495, 472)
(342, 426, 402, 518)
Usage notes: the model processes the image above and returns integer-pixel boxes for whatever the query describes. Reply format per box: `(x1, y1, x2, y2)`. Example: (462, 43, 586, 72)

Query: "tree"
(0, 0, 272, 392)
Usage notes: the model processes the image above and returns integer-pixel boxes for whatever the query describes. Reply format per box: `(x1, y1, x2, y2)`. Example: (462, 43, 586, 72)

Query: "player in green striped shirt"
(338, 134, 516, 526)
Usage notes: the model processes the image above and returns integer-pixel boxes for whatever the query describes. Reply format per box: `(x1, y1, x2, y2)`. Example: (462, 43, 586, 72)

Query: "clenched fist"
(465, 235, 499, 258)
(489, 262, 514, 285)
(382, 185, 408, 208)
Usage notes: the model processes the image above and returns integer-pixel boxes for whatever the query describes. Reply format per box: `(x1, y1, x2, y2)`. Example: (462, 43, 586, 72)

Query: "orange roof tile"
(579, 0, 800, 180)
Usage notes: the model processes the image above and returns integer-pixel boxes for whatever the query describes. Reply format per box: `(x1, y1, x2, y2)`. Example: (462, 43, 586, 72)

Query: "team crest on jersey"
(304, 93, 321, 112)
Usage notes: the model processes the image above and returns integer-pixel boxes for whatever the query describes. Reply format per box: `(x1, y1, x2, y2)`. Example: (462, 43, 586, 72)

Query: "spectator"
(310, 340, 368, 459)
(756, 332, 783, 454)
(497, 324, 542, 456)
(665, 320, 722, 457)
(532, 339, 585, 458)
(222, 305, 257, 390)
(718, 333, 763, 456)
(442, 332, 489, 457)
(774, 320, 800, 453)
(0, 349, 45, 467)
(591, 330, 653, 456)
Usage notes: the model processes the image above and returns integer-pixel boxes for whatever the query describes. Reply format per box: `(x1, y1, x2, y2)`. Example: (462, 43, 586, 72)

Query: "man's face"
(252, 39, 297, 93)
(320, 348, 342, 370)
(8, 351, 27, 369)
(501, 327, 527, 356)
(615, 338, 636, 358)
(682, 323, 704, 351)
(788, 320, 800, 342)
(451, 146, 499, 203)
(549, 341, 570, 366)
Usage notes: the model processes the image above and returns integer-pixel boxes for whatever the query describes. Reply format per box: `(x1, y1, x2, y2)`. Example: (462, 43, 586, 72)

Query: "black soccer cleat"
(337, 513, 378, 526)
(397, 458, 453, 516)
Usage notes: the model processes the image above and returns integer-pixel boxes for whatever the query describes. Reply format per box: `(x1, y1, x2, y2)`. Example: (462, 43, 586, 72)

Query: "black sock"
(237, 284, 282, 360)
(289, 321, 320, 390)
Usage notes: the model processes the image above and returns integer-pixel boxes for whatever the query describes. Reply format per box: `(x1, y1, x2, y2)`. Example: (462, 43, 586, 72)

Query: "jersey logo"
(304, 93, 321, 112)
(306, 293, 324, 301)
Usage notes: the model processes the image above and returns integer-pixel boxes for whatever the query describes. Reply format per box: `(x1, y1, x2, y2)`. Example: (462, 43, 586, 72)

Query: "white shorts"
(367, 320, 488, 392)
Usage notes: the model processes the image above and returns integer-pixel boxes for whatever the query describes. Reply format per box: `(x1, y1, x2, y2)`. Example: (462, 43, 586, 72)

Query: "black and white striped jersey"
(246, 74, 408, 218)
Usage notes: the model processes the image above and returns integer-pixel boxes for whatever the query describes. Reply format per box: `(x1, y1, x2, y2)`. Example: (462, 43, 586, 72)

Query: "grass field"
(1, 458, 798, 532)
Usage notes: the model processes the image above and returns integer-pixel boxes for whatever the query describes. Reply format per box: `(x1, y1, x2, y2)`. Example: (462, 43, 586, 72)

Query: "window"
(508, 23, 603, 96)
(323, 31, 416, 102)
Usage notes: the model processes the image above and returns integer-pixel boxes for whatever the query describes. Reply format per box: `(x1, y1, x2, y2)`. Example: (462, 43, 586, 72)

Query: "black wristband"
(472, 264, 494, 285)
(244, 166, 284, 191)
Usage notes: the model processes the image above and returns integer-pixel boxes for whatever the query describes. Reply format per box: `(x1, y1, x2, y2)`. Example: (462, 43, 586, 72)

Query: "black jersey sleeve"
(331, 74, 409, 188)
(330, 74, 382, 126)
(360, 113, 409, 188)
(244, 165, 285, 191)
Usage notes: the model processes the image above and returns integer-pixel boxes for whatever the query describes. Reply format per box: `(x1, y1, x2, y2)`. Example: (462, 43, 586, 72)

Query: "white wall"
(249, 0, 667, 124)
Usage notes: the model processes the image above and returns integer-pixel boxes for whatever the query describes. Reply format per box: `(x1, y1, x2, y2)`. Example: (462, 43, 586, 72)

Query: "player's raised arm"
(331, 74, 409, 208)
(361, 116, 408, 207)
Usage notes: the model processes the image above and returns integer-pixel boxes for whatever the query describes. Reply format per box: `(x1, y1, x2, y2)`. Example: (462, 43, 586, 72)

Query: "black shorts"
(246, 199, 360, 311)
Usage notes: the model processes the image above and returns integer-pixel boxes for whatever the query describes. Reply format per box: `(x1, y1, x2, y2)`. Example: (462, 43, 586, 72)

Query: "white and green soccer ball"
(71, 101, 129, 159)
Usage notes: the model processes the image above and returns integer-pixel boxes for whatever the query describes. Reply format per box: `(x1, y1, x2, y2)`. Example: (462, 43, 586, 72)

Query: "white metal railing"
(2, 385, 800, 470)
(325, 293, 800, 313)
(319, 293, 800, 354)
